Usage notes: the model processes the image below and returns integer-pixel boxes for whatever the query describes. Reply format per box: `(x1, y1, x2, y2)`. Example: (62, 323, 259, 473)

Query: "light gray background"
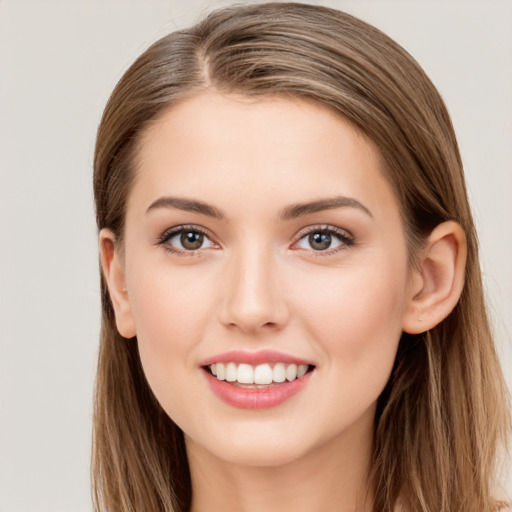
(0, 1, 510, 511)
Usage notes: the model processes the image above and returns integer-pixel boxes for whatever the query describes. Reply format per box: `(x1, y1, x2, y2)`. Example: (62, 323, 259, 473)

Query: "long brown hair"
(92, 3, 510, 511)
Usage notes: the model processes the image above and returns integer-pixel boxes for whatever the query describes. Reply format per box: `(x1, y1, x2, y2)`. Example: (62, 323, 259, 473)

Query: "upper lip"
(200, 349, 314, 367)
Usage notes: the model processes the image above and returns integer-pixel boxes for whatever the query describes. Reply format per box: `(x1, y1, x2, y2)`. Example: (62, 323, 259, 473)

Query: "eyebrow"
(146, 196, 225, 219)
(281, 196, 372, 220)
(146, 195, 372, 220)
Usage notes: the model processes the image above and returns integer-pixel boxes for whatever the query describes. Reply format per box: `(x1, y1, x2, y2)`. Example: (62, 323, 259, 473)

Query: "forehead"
(131, 92, 399, 222)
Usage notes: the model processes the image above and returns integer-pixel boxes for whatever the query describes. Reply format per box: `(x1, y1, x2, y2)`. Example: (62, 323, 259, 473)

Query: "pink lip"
(200, 350, 315, 410)
(200, 349, 312, 367)
(203, 370, 313, 409)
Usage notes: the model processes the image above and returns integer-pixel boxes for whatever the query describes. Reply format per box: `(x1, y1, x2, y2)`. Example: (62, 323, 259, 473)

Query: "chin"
(208, 438, 311, 468)
(185, 417, 342, 470)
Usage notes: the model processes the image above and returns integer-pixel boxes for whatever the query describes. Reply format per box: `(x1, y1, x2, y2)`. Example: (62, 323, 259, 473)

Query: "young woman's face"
(116, 92, 414, 467)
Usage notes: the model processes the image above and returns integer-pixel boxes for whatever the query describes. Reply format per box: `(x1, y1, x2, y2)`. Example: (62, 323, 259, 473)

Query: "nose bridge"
(220, 239, 287, 332)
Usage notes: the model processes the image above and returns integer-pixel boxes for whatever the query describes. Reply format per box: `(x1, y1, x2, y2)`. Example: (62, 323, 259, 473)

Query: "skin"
(101, 92, 467, 512)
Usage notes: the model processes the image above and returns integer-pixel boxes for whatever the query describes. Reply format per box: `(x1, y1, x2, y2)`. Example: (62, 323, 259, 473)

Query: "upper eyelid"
(293, 224, 354, 240)
(156, 225, 219, 251)
(290, 225, 355, 254)
(158, 224, 213, 240)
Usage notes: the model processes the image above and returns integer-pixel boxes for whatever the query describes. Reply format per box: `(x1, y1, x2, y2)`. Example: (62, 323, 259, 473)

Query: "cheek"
(295, 255, 408, 373)
(125, 259, 217, 391)
(125, 265, 219, 429)
(293, 262, 407, 429)
(128, 258, 215, 338)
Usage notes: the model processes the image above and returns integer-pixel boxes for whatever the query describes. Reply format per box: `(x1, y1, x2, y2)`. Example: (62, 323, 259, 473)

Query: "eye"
(293, 226, 354, 253)
(158, 226, 216, 254)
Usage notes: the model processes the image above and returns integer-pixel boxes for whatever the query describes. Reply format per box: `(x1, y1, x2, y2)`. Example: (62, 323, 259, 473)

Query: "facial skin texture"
(100, 92, 466, 512)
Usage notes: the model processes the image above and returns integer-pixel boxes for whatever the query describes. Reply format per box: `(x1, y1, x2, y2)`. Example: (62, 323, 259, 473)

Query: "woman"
(92, 3, 510, 511)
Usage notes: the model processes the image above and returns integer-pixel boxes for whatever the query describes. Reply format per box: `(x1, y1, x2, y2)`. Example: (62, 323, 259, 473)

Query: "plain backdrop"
(0, 1, 511, 510)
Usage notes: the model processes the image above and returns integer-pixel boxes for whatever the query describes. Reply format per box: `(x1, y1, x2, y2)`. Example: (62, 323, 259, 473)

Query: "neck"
(186, 412, 375, 512)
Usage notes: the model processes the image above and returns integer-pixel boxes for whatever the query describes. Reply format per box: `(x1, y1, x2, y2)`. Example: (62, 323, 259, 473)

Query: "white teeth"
(208, 362, 310, 384)
(286, 364, 297, 381)
(254, 364, 273, 385)
(216, 362, 226, 380)
(297, 364, 308, 378)
(226, 362, 237, 382)
(237, 364, 254, 384)
(273, 363, 286, 382)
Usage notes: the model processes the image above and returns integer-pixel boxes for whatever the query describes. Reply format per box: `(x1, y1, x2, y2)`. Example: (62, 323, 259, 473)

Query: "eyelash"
(156, 224, 355, 256)
(156, 225, 217, 257)
(292, 225, 355, 255)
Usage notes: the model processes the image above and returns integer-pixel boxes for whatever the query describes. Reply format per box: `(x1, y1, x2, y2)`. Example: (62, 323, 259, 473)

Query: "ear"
(402, 221, 467, 334)
(99, 229, 137, 338)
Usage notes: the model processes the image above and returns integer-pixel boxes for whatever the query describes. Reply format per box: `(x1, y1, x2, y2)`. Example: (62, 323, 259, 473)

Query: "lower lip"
(203, 370, 312, 409)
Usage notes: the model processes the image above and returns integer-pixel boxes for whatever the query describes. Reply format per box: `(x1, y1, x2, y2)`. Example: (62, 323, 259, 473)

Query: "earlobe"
(402, 221, 467, 334)
(99, 229, 137, 338)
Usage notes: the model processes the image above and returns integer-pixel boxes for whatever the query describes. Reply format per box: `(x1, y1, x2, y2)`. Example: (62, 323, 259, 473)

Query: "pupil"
(181, 231, 203, 250)
(309, 232, 331, 250)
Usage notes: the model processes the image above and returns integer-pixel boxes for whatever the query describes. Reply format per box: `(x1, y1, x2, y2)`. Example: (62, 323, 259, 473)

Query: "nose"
(219, 246, 289, 334)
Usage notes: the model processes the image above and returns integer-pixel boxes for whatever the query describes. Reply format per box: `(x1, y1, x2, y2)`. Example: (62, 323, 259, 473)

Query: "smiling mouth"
(204, 362, 315, 387)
